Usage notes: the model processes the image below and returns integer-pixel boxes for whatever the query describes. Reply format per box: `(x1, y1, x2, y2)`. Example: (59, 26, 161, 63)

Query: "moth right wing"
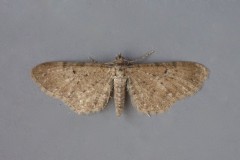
(126, 62, 209, 115)
(32, 62, 114, 114)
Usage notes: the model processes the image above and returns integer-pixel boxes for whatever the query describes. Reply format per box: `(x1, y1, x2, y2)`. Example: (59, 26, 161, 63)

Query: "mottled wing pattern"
(32, 62, 114, 114)
(126, 62, 209, 115)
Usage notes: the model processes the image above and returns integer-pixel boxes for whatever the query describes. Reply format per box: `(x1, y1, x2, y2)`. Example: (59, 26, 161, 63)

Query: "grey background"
(0, 0, 240, 160)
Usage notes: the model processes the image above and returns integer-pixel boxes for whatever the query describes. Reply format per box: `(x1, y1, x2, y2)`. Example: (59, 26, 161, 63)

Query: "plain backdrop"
(0, 0, 240, 160)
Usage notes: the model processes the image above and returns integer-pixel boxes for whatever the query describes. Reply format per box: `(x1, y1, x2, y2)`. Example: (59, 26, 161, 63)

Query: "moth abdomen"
(113, 77, 127, 116)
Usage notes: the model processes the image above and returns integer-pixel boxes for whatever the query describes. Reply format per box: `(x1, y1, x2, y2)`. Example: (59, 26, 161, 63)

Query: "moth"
(31, 52, 209, 116)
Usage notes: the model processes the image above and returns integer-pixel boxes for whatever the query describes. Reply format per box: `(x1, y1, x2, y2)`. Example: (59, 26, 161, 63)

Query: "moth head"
(114, 53, 127, 64)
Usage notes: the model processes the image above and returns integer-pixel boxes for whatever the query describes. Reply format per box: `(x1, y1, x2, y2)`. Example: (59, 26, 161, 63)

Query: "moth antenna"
(128, 50, 155, 63)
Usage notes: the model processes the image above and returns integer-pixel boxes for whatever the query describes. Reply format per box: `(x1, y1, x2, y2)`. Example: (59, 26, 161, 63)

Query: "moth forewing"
(125, 62, 209, 115)
(31, 62, 114, 114)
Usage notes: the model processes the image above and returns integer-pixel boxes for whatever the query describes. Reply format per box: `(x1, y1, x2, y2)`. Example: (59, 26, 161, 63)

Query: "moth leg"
(88, 57, 98, 63)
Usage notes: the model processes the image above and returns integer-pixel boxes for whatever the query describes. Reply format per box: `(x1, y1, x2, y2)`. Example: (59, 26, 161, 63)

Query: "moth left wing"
(32, 62, 114, 114)
(126, 62, 209, 115)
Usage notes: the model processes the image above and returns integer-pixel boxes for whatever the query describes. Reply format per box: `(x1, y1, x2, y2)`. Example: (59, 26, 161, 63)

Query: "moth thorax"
(115, 67, 125, 77)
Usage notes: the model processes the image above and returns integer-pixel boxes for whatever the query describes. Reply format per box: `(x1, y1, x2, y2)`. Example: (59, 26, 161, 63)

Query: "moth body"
(113, 65, 127, 116)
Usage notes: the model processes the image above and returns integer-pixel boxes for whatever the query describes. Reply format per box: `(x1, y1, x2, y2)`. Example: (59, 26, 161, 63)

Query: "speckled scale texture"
(32, 62, 114, 115)
(126, 62, 209, 115)
(31, 54, 209, 116)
